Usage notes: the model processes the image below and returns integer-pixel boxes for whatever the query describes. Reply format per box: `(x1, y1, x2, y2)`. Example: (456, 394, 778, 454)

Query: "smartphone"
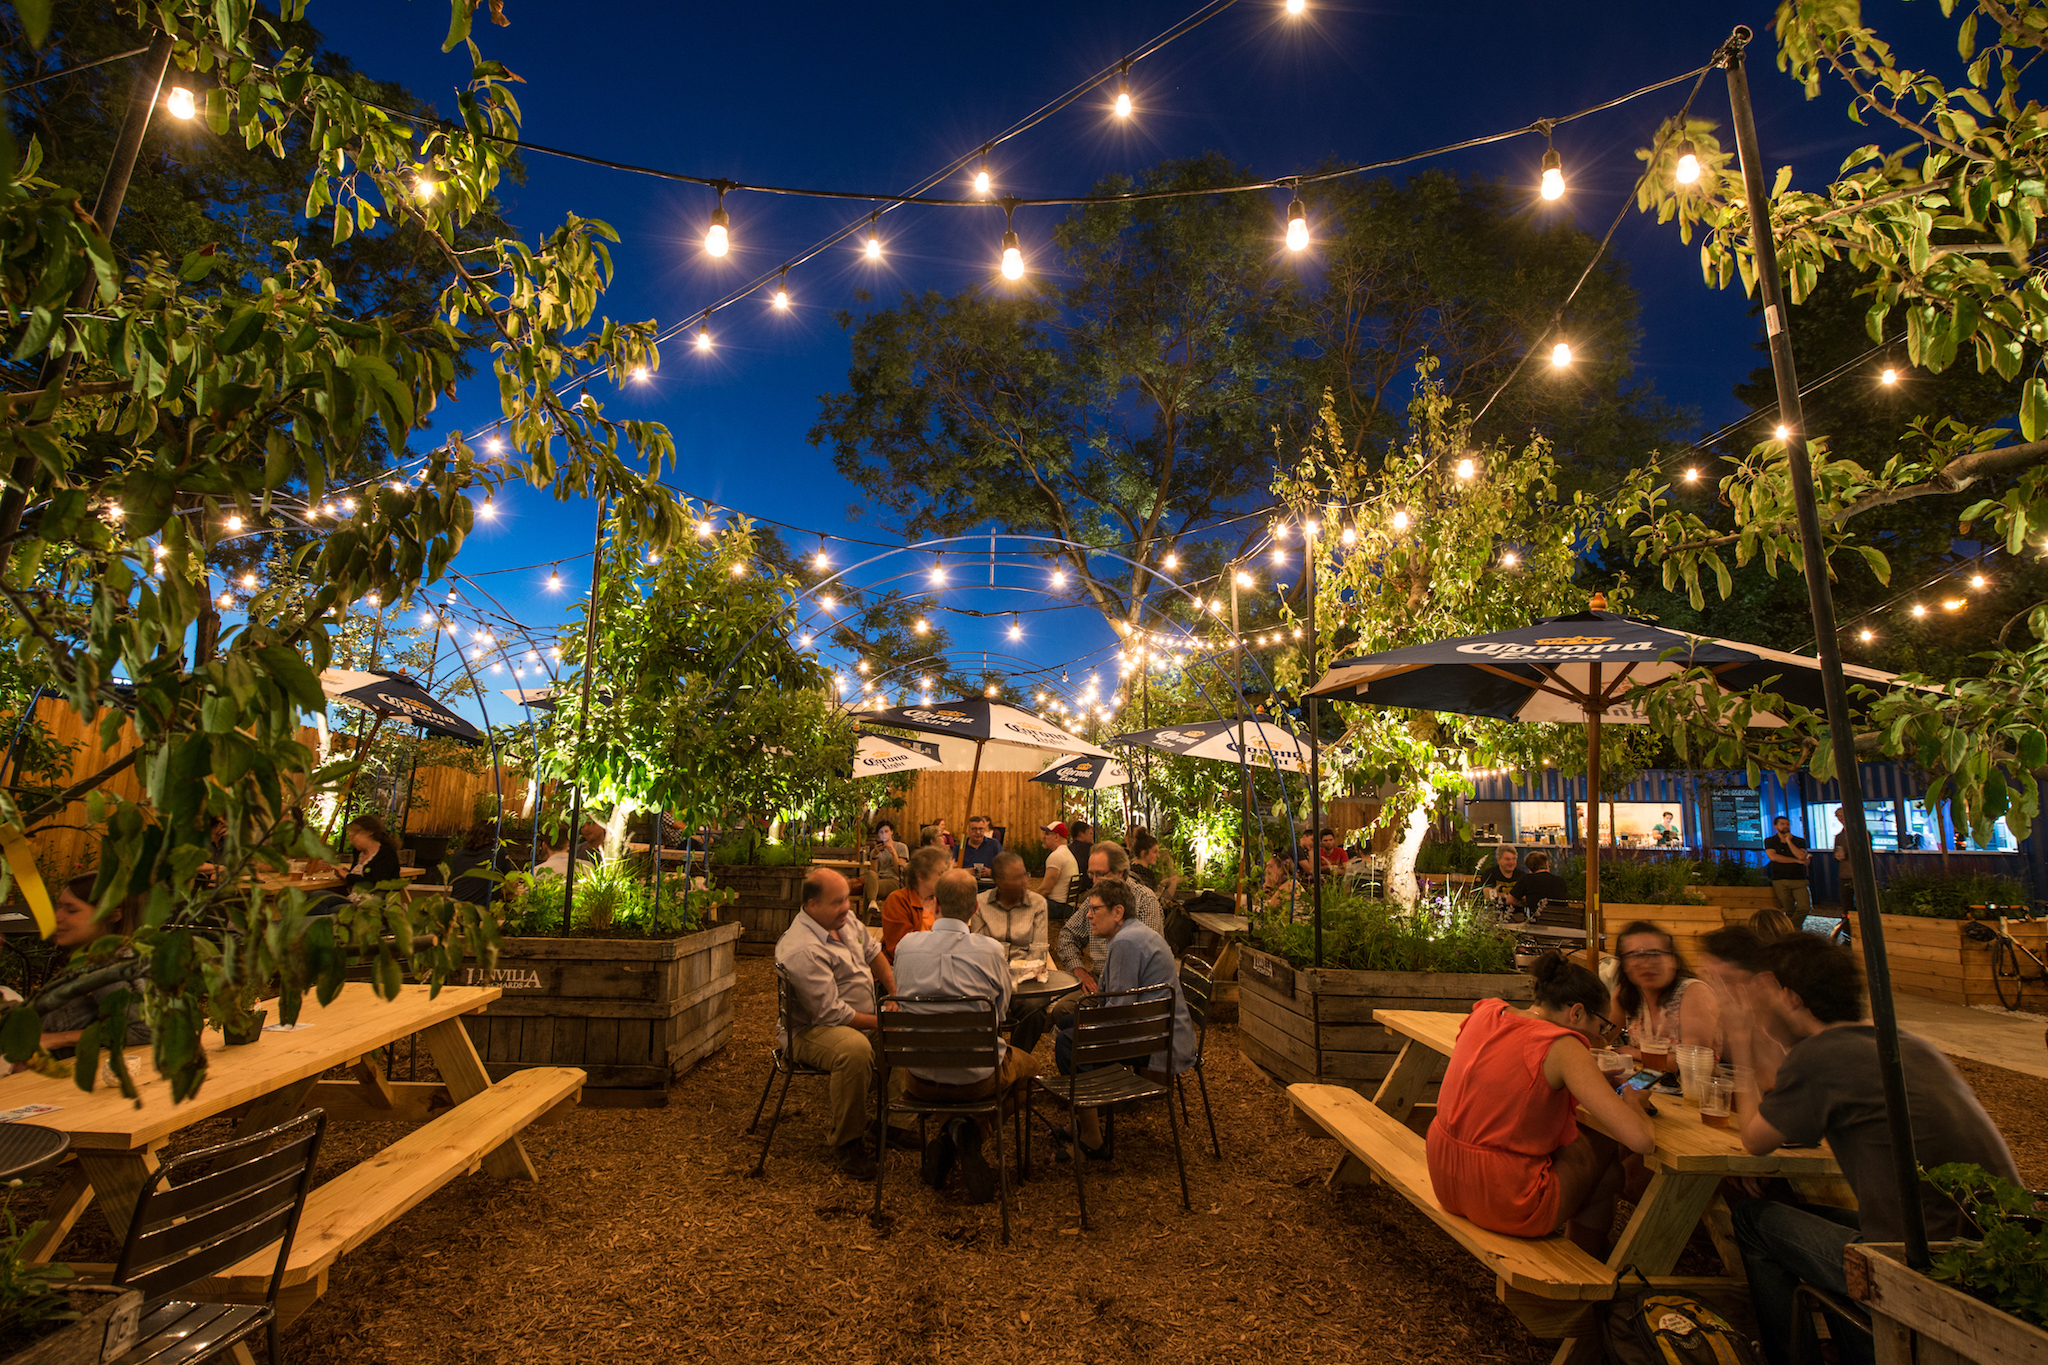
(1617, 1069, 1661, 1094)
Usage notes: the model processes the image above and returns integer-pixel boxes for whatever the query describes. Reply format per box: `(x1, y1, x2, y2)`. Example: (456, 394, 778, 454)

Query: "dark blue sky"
(306, 0, 1949, 716)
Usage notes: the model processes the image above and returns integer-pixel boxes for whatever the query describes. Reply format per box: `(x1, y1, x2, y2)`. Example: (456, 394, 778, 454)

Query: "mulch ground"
(17, 959, 2048, 1364)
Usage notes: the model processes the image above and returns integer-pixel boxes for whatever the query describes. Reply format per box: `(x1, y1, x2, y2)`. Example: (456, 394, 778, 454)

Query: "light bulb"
(1502, 551, 1519, 567)
(1271, 548, 1286, 566)
(1235, 571, 1253, 588)
(1859, 629, 1874, 642)
(216, 592, 233, 609)
(820, 595, 835, 610)
(166, 86, 196, 120)
(1774, 424, 1790, 439)
(1051, 569, 1066, 587)
(1285, 197, 1308, 252)
(1001, 231, 1024, 281)
(1163, 553, 1178, 570)
(730, 561, 745, 577)
(1674, 140, 1701, 185)
(225, 515, 242, 531)
(1114, 86, 1132, 118)
(1540, 148, 1564, 200)
(342, 498, 355, 512)
(478, 501, 496, 520)
(858, 660, 869, 673)
(801, 634, 813, 646)
(240, 572, 257, 588)
(1455, 457, 1475, 480)
(1684, 467, 1700, 482)
(366, 594, 379, 606)
(697, 520, 713, 537)
(975, 155, 992, 195)
(1912, 604, 1928, 617)
(814, 552, 829, 570)
(865, 216, 882, 259)
(1551, 342, 1573, 367)
(1286, 0, 1305, 12)
(629, 366, 648, 383)
(1391, 509, 1410, 532)
(915, 618, 929, 634)
(696, 325, 712, 350)
(1972, 574, 1987, 588)
(773, 287, 790, 310)
(1340, 526, 1357, 547)
(1009, 620, 1022, 639)
(1881, 367, 1898, 386)
(547, 572, 561, 591)
(1944, 598, 1965, 611)
(415, 177, 438, 202)
(705, 205, 730, 257)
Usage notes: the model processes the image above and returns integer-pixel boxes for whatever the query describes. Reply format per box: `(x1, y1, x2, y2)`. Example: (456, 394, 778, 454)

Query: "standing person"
(958, 814, 1002, 875)
(1830, 805, 1871, 923)
(879, 845, 950, 962)
(773, 868, 913, 1179)
(1036, 821, 1080, 919)
(1611, 921, 1723, 1059)
(1426, 952, 1654, 1254)
(1732, 933, 2022, 1365)
(893, 870, 1040, 1202)
(1763, 814, 1812, 921)
(1652, 811, 1681, 847)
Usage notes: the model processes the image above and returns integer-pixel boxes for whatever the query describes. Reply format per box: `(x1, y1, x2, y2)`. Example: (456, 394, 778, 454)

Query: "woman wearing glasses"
(1426, 952, 1655, 1255)
(1611, 920, 1724, 1061)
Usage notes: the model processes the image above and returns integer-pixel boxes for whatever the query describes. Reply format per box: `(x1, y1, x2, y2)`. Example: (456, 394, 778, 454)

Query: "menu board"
(1708, 788, 1765, 847)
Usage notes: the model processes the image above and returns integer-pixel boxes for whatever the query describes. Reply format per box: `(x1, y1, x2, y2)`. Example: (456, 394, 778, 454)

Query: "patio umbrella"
(1108, 717, 1315, 774)
(1304, 605, 1909, 969)
(853, 731, 946, 779)
(852, 698, 1111, 832)
(321, 669, 482, 742)
(1030, 754, 1132, 790)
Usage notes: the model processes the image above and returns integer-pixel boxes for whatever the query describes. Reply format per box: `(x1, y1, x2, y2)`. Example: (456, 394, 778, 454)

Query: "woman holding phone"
(1426, 952, 1655, 1254)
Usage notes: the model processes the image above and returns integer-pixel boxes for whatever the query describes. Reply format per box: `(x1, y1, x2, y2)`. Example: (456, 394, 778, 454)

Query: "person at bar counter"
(1729, 933, 2021, 1365)
(772, 868, 915, 1180)
(957, 814, 1002, 874)
(1502, 850, 1569, 913)
(1763, 814, 1813, 920)
(1652, 811, 1681, 847)
(1426, 952, 1654, 1254)
(893, 870, 1039, 1204)
(879, 845, 950, 961)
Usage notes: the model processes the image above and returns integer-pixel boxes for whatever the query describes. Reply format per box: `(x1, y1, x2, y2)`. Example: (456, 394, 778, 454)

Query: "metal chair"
(1790, 1281, 1873, 1365)
(1024, 983, 1189, 1230)
(746, 966, 832, 1176)
(106, 1109, 325, 1365)
(871, 994, 1011, 1243)
(1175, 955, 1223, 1158)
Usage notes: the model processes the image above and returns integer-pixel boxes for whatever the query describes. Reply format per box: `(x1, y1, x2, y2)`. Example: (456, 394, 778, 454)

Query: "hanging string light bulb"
(1539, 132, 1565, 201)
(974, 146, 993, 196)
(1000, 199, 1024, 282)
(165, 86, 196, 120)
(772, 268, 790, 310)
(1051, 568, 1066, 588)
(696, 312, 713, 350)
(1113, 60, 1133, 118)
(1455, 456, 1476, 480)
(1163, 552, 1178, 570)
(704, 184, 731, 257)
(1551, 340, 1573, 367)
(1286, 0, 1305, 12)
(547, 570, 562, 591)
(1009, 617, 1022, 640)
(864, 212, 882, 260)
(1285, 189, 1309, 252)
(1880, 367, 1899, 386)
(1674, 139, 1700, 185)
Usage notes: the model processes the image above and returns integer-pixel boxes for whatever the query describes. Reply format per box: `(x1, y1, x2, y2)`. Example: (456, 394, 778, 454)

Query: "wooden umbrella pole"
(1584, 662, 1602, 975)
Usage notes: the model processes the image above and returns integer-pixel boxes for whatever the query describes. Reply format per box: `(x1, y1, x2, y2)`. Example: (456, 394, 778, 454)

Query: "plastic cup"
(1675, 1045, 1715, 1106)
(1595, 1049, 1630, 1081)
(1638, 1034, 1672, 1072)
(1701, 1075, 1734, 1128)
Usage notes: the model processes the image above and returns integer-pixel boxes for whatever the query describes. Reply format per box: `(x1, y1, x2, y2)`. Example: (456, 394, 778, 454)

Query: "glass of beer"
(1637, 1033, 1672, 1073)
(1701, 1075, 1734, 1128)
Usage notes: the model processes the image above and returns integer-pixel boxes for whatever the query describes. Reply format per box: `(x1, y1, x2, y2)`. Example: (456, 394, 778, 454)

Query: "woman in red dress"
(1427, 952, 1656, 1254)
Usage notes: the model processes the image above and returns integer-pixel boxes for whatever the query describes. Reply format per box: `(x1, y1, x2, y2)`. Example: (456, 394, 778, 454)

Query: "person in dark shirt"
(957, 814, 1002, 873)
(1762, 814, 1812, 919)
(1475, 844, 1521, 894)
(1505, 851, 1569, 910)
(311, 814, 404, 914)
(1067, 821, 1093, 878)
(442, 823, 510, 907)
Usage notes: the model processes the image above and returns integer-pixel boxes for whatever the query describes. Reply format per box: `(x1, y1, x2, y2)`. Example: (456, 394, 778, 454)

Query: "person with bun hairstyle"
(1427, 952, 1655, 1253)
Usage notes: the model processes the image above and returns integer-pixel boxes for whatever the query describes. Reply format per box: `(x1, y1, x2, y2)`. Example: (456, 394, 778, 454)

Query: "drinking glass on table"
(1674, 1045, 1715, 1106)
(1700, 1074, 1734, 1128)
(1594, 1049, 1631, 1083)
(1636, 1033, 1673, 1072)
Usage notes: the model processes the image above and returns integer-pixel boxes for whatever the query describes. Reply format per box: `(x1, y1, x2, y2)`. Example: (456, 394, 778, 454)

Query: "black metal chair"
(871, 994, 1012, 1243)
(106, 1109, 325, 1365)
(1789, 1281, 1873, 1365)
(1024, 983, 1189, 1230)
(1175, 955, 1223, 1158)
(746, 966, 833, 1176)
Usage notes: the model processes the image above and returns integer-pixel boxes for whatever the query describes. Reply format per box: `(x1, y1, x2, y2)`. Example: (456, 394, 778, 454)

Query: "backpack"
(1601, 1270, 1762, 1365)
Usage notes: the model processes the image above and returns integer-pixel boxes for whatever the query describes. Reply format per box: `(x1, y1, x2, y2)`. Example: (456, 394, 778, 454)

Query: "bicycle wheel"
(1995, 937, 2026, 1011)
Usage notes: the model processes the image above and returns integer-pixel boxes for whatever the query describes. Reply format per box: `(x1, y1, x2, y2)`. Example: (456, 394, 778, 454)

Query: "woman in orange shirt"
(880, 845, 951, 961)
(1427, 952, 1656, 1254)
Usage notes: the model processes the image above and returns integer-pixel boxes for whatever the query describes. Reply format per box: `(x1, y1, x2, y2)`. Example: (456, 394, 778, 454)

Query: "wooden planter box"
(1606, 902, 1725, 964)
(2, 1288, 142, 1365)
(1236, 946, 1530, 1097)
(1693, 885, 1781, 916)
(1847, 1241, 2048, 1364)
(1872, 914, 2045, 1009)
(459, 921, 742, 1098)
(714, 863, 808, 956)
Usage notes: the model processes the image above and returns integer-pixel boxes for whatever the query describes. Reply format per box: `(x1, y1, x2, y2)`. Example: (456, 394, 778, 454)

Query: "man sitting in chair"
(893, 870, 1039, 1203)
(1503, 851, 1570, 915)
(1052, 879, 1198, 1162)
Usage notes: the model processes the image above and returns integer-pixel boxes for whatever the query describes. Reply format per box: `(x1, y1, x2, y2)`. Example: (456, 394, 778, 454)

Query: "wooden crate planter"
(1236, 946, 1530, 1097)
(1847, 1241, 2048, 1365)
(714, 863, 807, 956)
(1693, 885, 1781, 917)
(459, 921, 742, 1096)
(1872, 914, 2046, 1009)
(2, 1288, 142, 1365)
(1606, 902, 1725, 964)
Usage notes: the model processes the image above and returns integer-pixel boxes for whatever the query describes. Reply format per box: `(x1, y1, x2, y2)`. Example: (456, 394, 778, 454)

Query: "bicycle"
(1963, 904, 2048, 1010)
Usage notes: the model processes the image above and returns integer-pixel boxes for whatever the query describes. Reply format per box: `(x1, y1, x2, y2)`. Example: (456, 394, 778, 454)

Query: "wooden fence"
(886, 770, 1066, 848)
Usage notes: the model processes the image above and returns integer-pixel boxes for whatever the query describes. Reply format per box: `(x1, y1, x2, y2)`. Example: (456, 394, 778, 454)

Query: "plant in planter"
(0, 1203, 75, 1357)
(1922, 1162, 2048, 1327)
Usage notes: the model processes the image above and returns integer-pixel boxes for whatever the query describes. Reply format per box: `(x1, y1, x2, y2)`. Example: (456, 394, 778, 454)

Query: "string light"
(1113, 60, 1133, 119)
(800, 633, 813, 646)
(1971, 574, 1988, 588)
(1859, 629, 1875, 642)
(1390, 509, 1410, 532)
(1539, 144, 1564, 201)
(697, 520, 714, 537)
(696, 315, 712, 350)
(1340, 526, 1357, 547)
(547, 571, 561, 591)
(629, 365, 648, 383)
(1009, 617, 1022, 640)
(414, 176, 438, 202)
(1775, 424, 1790, 440)
(773, 269, 790, 310)
(820, 594, 835, 610)
(730, 561, 746, 577)
(1286, 0, 1305, 14)
(931, 559, 947, 583)
(1502, 551, 1519, 567)
(1455, 457, 1475, 480)
(240, 572, 257, 588)
(915, 618, 930, 634)
(1881, 367, 1899, 386)
(1051, 569, 1066, 588)
(974, 146, 993, 196)
(705, 185, 730, 257)
(1911, 604, 1928, 617)
(813, 550, 829, 570)
(1674, 140, 1700, 185)
(864, 212, 882, 260)
(1684, 467, 1701, 482)
(1944, 598, 1965, 611)
(1551, 341, 1573, 367)
(1271, 547, 1287, 565)
(1235, 570, 1253, 588)
(1162, 552, 1178, 570)
(216, 592, 233, 610)
(225, 515, 242, 531)
(478, 501, 496, 520)
(1285, 193, 1308, 252)
(165, 86, 196, 120)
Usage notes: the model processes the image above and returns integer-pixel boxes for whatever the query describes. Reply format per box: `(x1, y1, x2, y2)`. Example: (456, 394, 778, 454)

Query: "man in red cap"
(1036, 821, 1079, 924)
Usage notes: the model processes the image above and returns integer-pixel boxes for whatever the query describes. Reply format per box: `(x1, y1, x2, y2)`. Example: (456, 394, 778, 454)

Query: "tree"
(812, 158, 1677, 633)
(0, 0, 681, 1099)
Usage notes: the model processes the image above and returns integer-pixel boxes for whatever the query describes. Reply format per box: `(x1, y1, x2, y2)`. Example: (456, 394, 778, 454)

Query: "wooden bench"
(194, 1065, 585, 1323)
(1288, 1083, 1618, 1335)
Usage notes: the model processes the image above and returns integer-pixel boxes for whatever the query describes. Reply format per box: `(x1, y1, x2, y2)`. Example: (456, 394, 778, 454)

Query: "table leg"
(76, 1147, 161, 1244)
(1609, 1169, 1722, 1275)
(1371, 1039, 1439, 1122)
(418, 1018, 536, 1181)
(233, 1075, 321, 1137)
(1325, 1152, 1373, 1190)
(21, 1164, 95, 1263)
(1702, 1191, 1745, 1280)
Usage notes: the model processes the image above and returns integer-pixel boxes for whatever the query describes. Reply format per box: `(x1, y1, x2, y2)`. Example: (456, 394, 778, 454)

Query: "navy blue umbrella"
(321, 668, 482, 742)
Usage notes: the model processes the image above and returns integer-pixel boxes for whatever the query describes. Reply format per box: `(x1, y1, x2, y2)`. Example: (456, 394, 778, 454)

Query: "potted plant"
(1855, 870, 2042, 1007)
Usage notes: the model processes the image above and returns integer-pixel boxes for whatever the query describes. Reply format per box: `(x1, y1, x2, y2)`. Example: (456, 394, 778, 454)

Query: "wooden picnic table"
(250, 866, 428, 895)
(625, 842, 694, 864)
(1373, 1007, 1843, 1361)
(0, 983, 582, 1324)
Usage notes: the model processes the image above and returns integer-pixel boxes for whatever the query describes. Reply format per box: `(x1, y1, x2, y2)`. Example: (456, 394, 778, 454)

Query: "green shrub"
(1880, 870, 2030, 919)
(1689, 853, 1767, 887)
(1247, 890, 1514, 974)
(1549, 854, 1704, 905)
(1416, 838, 1485, 875)
(1924, 1163, 2048, 1327)
(501, 862, 709, 938)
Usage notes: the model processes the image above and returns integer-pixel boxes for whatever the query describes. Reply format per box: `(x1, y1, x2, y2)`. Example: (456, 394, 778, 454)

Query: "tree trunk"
(1385, 805, 1431, 909)
(604, 803, 632, 862)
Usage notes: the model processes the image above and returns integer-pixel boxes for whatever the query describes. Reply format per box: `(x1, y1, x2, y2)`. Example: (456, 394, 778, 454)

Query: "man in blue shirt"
(957, 814, 1002, 875)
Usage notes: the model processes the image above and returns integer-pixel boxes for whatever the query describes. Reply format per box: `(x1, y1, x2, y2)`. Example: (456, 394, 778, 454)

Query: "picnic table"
(251, 866, 428, 895)
(1, 983, 582, 1326)
(1327, 1008, 1842, 1359)
(625, 842, 694, 864)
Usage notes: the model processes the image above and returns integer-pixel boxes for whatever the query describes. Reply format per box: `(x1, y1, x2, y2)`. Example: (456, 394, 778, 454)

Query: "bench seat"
(195, 1066, 584, 1313)
(1288, 1083, 1616, 1316)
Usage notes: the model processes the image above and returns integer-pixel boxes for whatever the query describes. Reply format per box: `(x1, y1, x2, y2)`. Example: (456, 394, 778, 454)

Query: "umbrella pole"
(1584, 672, 1601, 976)
(1308, 525, 1322, 970)
(964, 739, 986, 853)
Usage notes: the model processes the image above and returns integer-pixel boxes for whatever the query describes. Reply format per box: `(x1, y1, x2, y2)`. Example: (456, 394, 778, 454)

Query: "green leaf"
(2021, 729, 2046, 771)
(254, 647, 324, 712)
(443, 0, 473, 51)
(216, 307, 265, 355)
(14, 0, 50, 46)
(2021, 377, 2047, 444)
(1854, 544, 1891, 585)
(0, 1005, 41, 1063)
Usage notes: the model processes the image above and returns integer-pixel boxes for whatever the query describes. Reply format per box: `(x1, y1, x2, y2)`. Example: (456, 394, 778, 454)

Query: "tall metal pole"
(1584, 669, 1603, 976)
(560, 496, 609, 933)
(1722, 26, 1927, 1268)
(1229, 569, 1253, 904)
(1306, 523, 1323, 969)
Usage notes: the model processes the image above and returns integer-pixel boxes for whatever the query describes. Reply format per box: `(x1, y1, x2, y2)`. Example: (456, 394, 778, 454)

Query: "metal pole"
(1230, 569, 1253, 904)
(1585, 672, 1602, 976)
(561, 496, 609, 933)
(1722, 26, 1927, 1269)
(1306, 523, 1323, 969)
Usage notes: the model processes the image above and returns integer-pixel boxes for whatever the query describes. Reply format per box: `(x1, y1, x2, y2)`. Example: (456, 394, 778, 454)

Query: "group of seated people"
(1427, 914, 2019, 1365)
(772, 839, 1197, 1196)
(1473, 843, 1571, 914)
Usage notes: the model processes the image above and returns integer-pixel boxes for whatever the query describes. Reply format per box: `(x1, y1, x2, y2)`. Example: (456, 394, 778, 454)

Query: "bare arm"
(1548, 1037, 1655, 1154)
(1740, 1105, 1788, 1157)
(1681, 978, 1725, 1055)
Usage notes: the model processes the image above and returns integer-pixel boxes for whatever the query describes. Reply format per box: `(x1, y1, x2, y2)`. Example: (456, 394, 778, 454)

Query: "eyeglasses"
(1588, 1010, 1620, 1038)
(1622, 949, 1674, 962)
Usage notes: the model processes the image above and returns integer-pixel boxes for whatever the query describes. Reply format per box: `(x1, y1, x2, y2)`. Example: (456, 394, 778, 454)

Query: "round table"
(1010, 968, 1081, 1013)
(0, 1122, 69, 1180)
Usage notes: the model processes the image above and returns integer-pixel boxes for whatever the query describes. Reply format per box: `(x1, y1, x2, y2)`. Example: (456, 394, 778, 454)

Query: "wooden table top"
(253, 866, 428, 894)
(1189, 911, 1251, 935)
(0, 983, 501, 1152)
(1373, 1007, 1840, 1176)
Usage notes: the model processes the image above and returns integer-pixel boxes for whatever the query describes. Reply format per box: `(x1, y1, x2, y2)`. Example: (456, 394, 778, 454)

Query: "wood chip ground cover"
(16, 957, 2047, 1364)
